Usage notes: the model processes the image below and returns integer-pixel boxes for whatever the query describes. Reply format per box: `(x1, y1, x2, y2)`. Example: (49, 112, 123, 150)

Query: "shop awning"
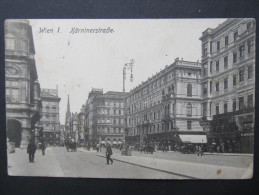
(112, 141, 117, 145)
(100, 141, 106, 144)
(118, 142, 122, 144)
(179, 134, 207, 144)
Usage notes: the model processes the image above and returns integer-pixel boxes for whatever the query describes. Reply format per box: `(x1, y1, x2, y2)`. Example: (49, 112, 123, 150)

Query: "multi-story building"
(200, 18, 255, 153)
(125, 58, 205, 149)
(5, 19, 42, 149)
(84, 88, 127, 147)
(77, 105, 86, 146)
(40, 87, 61, 146)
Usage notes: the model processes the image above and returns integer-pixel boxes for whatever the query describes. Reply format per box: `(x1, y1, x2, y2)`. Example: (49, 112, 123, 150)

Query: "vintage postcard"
(5, 19, 254, 179)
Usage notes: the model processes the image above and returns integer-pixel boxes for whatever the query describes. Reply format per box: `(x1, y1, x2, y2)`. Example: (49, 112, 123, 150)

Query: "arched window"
(186, 103, 192, 116)
(187, 84, 192, 97)
(171, 84, 174, 92)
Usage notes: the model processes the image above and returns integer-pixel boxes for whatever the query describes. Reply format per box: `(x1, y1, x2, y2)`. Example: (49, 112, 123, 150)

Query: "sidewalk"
(154, 150, 253, 157)
(8, 147, 64, 177)
(96, 152, 253, 179)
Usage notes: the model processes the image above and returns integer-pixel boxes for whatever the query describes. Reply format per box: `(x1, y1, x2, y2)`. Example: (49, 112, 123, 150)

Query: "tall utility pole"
(123, 59, 135, 92)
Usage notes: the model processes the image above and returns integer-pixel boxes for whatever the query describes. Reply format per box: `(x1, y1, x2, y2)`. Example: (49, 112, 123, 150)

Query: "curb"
(203, 153, 253, 157)
(96, 154, 198, 179)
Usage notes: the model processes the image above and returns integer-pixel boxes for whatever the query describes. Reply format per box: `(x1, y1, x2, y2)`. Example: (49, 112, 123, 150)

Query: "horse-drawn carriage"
(65, 139, 77, 152)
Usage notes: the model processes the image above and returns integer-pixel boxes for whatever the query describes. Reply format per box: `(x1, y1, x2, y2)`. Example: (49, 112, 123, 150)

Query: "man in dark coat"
(41, 141, 46, 156)
(106, 143, 113, 165)
(27, 140, 37, 163)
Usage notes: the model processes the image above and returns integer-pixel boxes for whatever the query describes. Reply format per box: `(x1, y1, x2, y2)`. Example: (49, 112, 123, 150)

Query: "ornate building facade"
(200, 18, 255, 153)
(5, 19, 42, 149)
(40, 87, 61, 146)
(84, 89, 127, 147)
(125, 58, 205, 149)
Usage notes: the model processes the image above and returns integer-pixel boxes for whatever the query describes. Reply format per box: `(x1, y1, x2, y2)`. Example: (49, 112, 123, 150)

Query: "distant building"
(5, 19, 42, 149)
(77, 105, 86, 146)
(84, 89, 127, 147)
(125, 58, 205, 149)
(200, 18, 255, 153)
(40, 86, 61, 146)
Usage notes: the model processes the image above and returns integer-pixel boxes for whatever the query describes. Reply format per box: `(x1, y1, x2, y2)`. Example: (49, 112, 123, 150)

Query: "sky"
(29, 19, 226, 125)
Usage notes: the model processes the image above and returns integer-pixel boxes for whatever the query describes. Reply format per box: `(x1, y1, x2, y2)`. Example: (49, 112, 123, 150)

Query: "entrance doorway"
(7, 119, 22, 148)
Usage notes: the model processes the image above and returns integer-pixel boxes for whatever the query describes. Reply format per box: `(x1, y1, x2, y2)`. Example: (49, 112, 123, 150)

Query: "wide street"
(8, 146, 253, 179)
(8, 147, 189, 179)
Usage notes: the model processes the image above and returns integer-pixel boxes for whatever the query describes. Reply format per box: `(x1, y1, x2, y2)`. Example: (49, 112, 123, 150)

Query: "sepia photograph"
(5, 18, 255, 179)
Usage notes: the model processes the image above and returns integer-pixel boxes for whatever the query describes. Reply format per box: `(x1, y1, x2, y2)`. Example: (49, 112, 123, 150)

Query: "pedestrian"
(216, 145, 220, 154)
(106, 143, 113, 165)
(27, 139, 37, 163)
(197, 145, 203, 156)
(41, 141, 46, 156)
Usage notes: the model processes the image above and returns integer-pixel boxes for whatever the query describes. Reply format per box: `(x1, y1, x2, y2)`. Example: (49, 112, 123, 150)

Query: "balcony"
(5, 49, 29, 57)
(162, 93, 174, 102)
(162, 114, 174, 122)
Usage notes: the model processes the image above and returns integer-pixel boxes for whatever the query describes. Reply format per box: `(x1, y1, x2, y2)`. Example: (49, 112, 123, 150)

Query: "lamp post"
(123, 59, 135, 92)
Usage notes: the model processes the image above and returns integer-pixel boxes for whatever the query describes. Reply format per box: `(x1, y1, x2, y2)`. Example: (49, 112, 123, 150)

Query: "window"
(216, 41, 220, 51)
(187, 84, 192, 97)
(224, 78, 228, 89)
(216, 60, 219, 72)
(239, 69, 245, 82)
(210, 41, 212, 53)
(203, 102, 207, 116)
(225, 36, 229, 46)
(210, 81, 212, 93)
(113, 109, 116, 115)
(215, 82, 219, 92)
(6, 88, 19, 103)
(107, 109, 110, 115)
(234, 31, 238, 41)
(113, 118, 116, 124)
(215, 105, 219, 115)
(171, 84, 174, 92)
(16, 39, 28, 51)
(203, 42, 208, 56)
(224, 56, 228, 69)
(107, 127, 110, 134)
(210, 61, 212, 73)
(186, 103, 192, 117)
(203, 85, 207, 95)
(247, 65, 253, 79)
(203, 63, 208, 76)
(187, 121, 192, 130)
(233, 75, 237, 86)
(114, 102, 116, 106)
(247, 94, 253, 108)
(233, 52, 237, 63)
(239, 45, 245, 58)
(239, 97, 245, 109)
(248, 39, 254, 54)
(233, 100, 237, 111)
(5, 37, 15, 50)
(119, 110, 121, 115)
(224, 103, 228, 113)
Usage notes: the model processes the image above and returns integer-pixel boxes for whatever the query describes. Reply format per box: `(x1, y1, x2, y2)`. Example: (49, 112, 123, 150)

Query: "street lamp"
(123, 59, 135, 92)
